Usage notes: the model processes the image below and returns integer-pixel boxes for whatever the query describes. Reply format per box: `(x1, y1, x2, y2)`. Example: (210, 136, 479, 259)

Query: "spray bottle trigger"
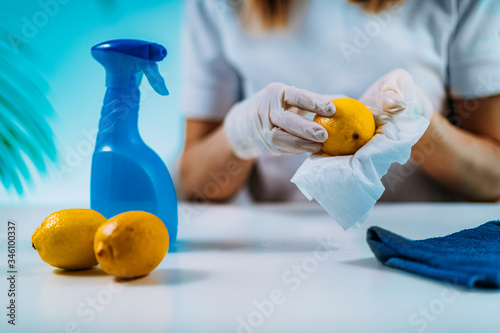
(140, 61, 169, 96)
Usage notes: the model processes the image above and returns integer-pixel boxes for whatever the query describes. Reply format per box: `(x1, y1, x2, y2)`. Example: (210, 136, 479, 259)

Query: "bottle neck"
(96, 87, 142, 146)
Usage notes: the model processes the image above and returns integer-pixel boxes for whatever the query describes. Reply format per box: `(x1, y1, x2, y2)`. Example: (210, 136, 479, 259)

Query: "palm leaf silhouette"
(0, 11, 56, 196)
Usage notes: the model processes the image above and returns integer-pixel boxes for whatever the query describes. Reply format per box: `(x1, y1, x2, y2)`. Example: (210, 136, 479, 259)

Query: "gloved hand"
(359, 69, 433, 122)
(291, 69, 432, 230)
(224, 83, 336, 159)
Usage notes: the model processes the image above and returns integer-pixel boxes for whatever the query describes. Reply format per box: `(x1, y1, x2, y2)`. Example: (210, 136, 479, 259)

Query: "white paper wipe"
(291, 111, 430, 230)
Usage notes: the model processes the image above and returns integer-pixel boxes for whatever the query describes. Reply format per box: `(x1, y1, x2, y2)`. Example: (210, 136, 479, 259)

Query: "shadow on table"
(53, 266, 108, 277)
(118, 268, 209, 286)
(171, 239, 339, 254)
(342, 257, 382, 270)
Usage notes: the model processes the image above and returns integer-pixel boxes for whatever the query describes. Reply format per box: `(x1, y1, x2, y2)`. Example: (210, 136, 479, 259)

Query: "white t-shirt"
(182, 0, 500, 202)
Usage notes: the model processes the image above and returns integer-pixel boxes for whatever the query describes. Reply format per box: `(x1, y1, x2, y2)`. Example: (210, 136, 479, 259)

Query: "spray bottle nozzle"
(148, 45, 167, 61)
(92, 39, 169, 95)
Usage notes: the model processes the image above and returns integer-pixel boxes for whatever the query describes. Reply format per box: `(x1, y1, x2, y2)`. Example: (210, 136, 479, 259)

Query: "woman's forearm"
(412, 112, 500, 201)
(179, 125, 254, 201)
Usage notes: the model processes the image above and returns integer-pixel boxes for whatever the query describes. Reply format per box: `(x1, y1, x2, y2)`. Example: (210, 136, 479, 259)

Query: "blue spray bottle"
(90, 39, 178, 242)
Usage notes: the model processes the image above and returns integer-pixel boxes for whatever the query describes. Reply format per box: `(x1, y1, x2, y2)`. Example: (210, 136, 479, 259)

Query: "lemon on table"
(32, 209, 107, 270)
(94, 211, 169, 279)
(314, 98, 376, 156)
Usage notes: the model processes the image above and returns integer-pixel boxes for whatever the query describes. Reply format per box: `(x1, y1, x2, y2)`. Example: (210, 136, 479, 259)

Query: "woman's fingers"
(270, 128, 322, 154)
(381, 90, 406, 114)
(270, 109, 328, 142)
(282, 86, 335, 116)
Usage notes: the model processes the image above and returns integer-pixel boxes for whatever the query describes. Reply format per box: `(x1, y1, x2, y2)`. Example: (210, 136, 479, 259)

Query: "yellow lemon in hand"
(94, 211, 169, 279)
(32, 209, 108, 270)
(313, 98, 376, 156)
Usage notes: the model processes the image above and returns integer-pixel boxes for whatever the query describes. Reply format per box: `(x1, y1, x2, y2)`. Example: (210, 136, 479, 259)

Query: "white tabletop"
(1, 202, 500, 333)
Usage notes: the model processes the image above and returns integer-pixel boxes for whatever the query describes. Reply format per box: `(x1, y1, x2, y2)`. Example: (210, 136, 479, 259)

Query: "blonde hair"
(242, 0, 403, 29)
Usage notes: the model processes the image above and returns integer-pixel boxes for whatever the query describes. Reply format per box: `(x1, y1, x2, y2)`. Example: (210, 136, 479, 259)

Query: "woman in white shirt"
(179, 0, 500, 203)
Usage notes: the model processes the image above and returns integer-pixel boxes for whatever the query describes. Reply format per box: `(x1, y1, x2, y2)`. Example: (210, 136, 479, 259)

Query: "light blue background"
(0, 0, 184, 206)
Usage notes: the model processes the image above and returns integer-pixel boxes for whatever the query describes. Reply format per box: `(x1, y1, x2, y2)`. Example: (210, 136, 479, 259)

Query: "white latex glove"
(360, 68, 433, 122)
(291, 69, 432, 230)
(224, 83, 336, 159)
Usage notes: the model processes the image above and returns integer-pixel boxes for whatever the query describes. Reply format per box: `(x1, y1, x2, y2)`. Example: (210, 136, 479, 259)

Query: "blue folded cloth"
(366, 221, 500, 288)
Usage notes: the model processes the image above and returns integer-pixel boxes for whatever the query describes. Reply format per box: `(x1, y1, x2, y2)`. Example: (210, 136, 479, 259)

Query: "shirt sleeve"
(181, 0, 241, 121)
(448, 0, 500, 99)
